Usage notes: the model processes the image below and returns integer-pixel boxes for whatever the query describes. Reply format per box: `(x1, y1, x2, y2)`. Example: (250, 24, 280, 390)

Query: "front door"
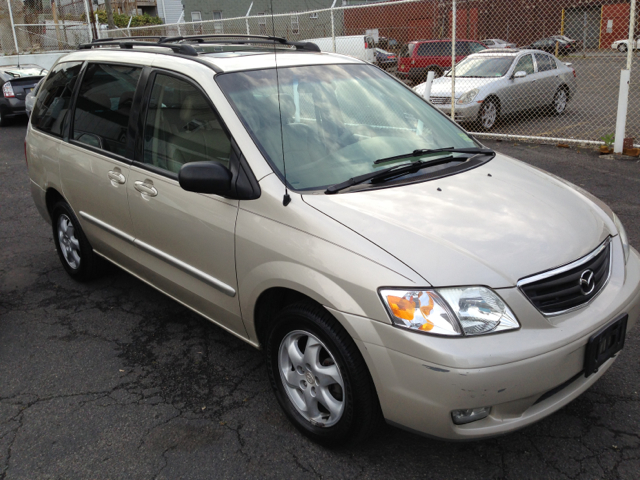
(126, 71, 244, 336)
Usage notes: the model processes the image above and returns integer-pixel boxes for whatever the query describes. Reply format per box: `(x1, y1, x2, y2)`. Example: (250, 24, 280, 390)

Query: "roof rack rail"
(162, 34, 321, 52)
(91, 36, 167, 44)
(78, 40, 198, 56)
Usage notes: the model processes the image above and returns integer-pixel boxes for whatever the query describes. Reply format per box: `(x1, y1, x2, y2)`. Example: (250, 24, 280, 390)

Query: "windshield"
(446, 56, 514, 77)
(217, 64, 477, 191)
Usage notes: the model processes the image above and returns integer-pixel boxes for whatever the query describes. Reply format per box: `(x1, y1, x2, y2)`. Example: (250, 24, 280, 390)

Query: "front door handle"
(134, 180, 158, 197)
(108, 170, 126, 185)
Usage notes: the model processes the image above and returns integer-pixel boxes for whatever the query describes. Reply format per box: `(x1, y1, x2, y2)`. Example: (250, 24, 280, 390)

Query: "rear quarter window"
(31, 62, 83, 137)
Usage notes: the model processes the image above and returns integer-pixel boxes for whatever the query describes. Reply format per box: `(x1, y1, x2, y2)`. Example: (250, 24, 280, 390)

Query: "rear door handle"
(134, 180, 158, 197)
(108, 170, 125, 184)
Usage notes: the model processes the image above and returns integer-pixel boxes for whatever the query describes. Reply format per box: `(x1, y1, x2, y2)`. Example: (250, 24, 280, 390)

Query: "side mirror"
(513, 70, 527, 79)
(179, 161, 233, 196)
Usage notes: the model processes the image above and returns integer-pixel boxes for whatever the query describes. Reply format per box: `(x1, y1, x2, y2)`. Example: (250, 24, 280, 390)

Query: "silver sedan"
(413, 49, 577, 130)
(482, 38, 516, 49)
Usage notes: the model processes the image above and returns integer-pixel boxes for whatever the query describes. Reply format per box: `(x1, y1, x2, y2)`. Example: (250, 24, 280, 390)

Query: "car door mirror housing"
(513, 71, 527, 79)
(179, 161, 233, 196)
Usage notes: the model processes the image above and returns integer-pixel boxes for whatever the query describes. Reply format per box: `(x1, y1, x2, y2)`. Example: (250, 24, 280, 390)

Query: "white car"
(26, 36, 639, 445)
(482, 38, 516, 49)
(611, 37, 639, 52)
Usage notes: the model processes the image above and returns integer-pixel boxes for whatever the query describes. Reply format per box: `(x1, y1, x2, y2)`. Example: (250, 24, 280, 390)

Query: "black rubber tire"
(0, 108, 9, 127)
(265, 302, 383, 446)
(618, 43, 627, 53)
(51, 201, 106, 281)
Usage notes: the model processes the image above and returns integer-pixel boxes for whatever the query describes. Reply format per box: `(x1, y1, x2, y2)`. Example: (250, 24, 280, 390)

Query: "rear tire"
(551, 87, 568, 115)
(0, 108, 9, 127)
(52, 201, 106, 281)
(265, 302, 382, 446)
(618, 43, 627, 53)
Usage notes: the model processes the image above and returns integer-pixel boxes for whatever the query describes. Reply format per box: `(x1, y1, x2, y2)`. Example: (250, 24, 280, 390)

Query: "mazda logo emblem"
(579, 269, 595, 295)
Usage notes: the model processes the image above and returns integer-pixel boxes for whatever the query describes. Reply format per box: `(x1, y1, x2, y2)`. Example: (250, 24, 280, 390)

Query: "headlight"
(457, 88, 479, 105)
(379, 287, 519, 336)
(613, 213, 630, 264)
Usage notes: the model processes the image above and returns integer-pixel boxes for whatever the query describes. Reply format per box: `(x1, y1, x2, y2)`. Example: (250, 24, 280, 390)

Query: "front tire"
(52, 201, 105, 281)
(265, 302, 382, 446)
(478, 98, 499, 131)
(618, 43, 627, 53)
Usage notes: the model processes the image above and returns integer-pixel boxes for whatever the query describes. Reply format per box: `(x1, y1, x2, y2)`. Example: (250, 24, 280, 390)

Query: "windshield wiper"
(373, 146, 494, 164)
(326, 156, 457, 194)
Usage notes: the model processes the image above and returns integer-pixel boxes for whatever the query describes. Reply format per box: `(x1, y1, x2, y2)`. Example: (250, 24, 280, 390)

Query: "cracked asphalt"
(1, 117, 640, 479)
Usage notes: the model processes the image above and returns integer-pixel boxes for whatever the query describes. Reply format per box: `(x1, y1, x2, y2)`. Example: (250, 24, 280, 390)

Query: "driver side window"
(514, 54, 535, 75)
(142, 73, 231, 174)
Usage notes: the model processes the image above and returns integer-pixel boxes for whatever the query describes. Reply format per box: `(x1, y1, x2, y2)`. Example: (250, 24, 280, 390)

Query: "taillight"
(572, 68, 576, 78)
(24, 138, 28, 167)
(2, 82, 15, 98)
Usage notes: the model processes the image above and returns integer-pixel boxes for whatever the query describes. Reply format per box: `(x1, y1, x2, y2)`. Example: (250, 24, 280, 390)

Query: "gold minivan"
(27, 36, 640, 445)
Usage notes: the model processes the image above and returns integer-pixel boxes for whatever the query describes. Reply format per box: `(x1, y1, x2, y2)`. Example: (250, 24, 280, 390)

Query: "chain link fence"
(1, 0, 93, 53)
(3, 0, 639, 149)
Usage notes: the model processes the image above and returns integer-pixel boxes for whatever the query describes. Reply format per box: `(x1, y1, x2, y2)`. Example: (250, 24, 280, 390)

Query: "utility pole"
(105, 0, 116, 30)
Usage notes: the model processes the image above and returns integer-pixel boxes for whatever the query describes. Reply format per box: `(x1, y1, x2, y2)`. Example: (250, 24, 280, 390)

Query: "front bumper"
(329, 242, 640, 440)
(433, 101, 482, 123)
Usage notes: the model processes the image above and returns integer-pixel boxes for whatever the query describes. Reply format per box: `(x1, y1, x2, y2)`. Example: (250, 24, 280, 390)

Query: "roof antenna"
(270, 0, 291, 207)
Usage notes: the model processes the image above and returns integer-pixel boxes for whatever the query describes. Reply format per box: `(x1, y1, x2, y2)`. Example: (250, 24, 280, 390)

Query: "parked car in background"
(551, 35, 581, 52)
(482, 38, 516, 49)
(413, 49, 576, 130)
(526, 37, 578, 54)
(374, 47, 397, 69)
(611, 37, 639, 52)
(0, 64, 47, 126)
(304, 35, 376, 63)
(397, 39, 486, 82)
(25, 78, 44, 117)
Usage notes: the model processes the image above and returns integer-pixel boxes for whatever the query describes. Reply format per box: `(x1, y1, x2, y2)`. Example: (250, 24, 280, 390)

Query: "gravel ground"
(1, 117, 639, 479)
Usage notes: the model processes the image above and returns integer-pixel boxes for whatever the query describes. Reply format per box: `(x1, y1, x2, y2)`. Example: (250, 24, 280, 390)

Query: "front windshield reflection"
(217, 64, 476, 190)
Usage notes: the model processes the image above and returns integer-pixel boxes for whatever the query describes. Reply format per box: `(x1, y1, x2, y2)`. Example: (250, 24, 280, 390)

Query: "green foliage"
(83, 10, 162, 28)
(601, 133, 615, 147)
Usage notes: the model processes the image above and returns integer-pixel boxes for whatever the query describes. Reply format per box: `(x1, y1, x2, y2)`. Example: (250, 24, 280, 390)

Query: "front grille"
(429, 96, 451, 105)
(518, 238, 612, 315)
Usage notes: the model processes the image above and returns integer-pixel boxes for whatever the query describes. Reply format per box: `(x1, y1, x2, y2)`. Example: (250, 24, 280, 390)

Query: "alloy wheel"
(481, 101, 497, 130)
(618, 44, 627, 53)
(57, 214, 81, 269)
(278, 330, 345, 427)
(554, 89, 567, 114)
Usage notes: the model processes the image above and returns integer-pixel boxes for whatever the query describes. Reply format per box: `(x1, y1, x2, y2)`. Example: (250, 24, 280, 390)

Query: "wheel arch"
(45, 187, 67, 219)
(242, 262, 375, 347)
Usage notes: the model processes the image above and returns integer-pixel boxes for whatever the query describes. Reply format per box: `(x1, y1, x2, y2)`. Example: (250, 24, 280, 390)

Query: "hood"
(303, 154, 613, 288)
(415, 76, 501, 98)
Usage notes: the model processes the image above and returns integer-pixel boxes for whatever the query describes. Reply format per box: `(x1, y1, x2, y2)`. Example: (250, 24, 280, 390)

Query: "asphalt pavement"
(1, 117, 640, 479)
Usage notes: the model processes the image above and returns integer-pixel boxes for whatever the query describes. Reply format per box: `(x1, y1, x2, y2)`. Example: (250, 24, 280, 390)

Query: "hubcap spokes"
(278, 330, 345, 427)
(482, 103, 497, 128)
(57, 215, 81, 269)
(555, 91, 567, 112)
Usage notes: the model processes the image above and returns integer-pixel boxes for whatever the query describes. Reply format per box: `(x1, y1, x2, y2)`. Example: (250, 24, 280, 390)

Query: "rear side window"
(142, 73, 231, 174)
(31, 62, 82, 137)
(535, 53, 557, 72)
(469, 42, 486, 53)
(72, 63, 142, 157)
(456, 42, 471, 56)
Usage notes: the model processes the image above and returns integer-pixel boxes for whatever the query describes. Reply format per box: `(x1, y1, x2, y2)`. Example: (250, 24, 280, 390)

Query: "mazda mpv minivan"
(27, 36, 640, 445)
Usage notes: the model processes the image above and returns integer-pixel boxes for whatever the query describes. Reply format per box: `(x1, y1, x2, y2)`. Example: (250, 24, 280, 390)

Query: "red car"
(397, 39, 487, 82)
